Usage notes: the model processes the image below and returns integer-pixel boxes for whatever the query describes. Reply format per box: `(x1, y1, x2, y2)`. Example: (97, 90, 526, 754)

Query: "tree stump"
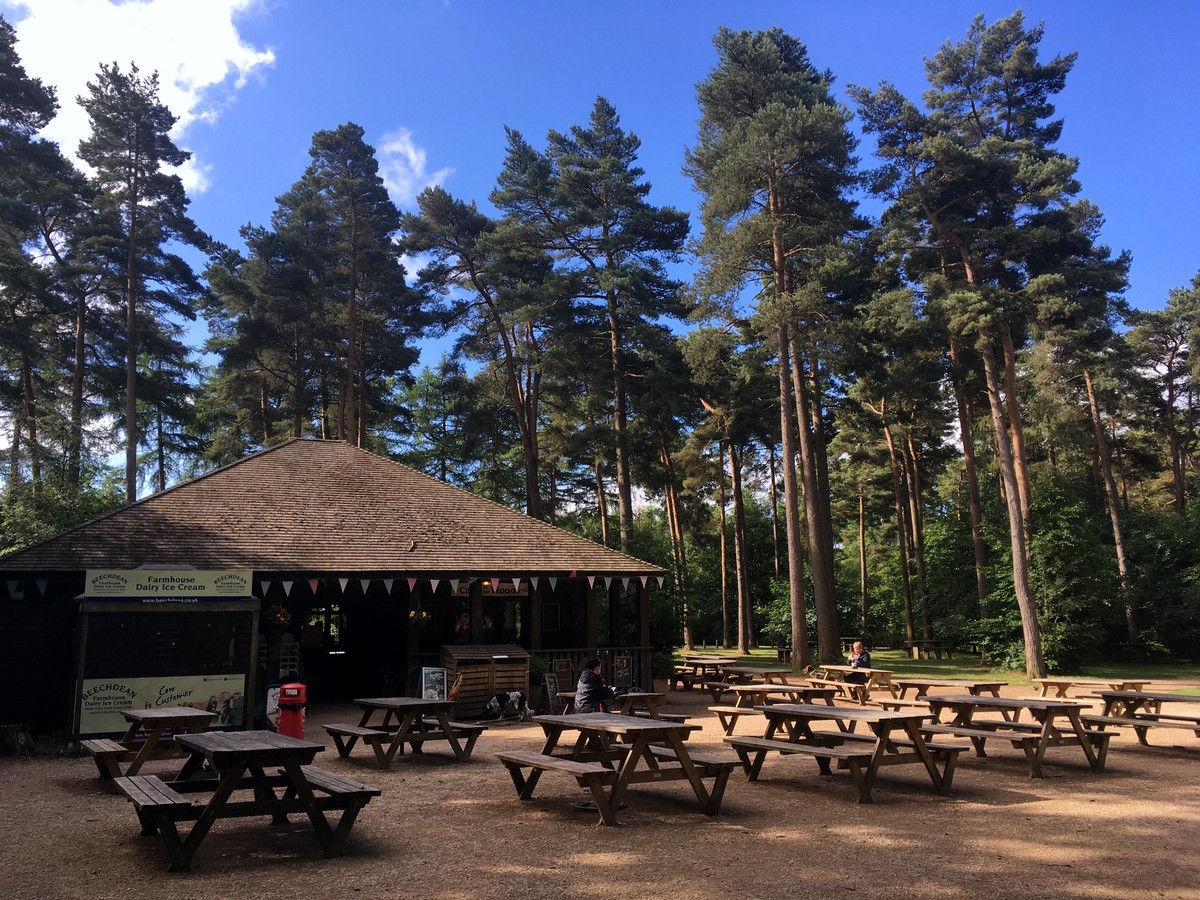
(0, 723, 36, 757)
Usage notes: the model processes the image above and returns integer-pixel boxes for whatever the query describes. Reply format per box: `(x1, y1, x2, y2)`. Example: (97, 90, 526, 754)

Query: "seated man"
(574, 656, 615, 713)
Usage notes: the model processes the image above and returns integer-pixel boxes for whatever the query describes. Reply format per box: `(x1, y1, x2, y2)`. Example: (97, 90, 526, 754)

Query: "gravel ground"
(2, 683, 1199, 900)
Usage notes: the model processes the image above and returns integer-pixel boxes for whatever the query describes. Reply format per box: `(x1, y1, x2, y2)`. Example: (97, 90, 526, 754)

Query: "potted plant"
(527, 655, 548, 710)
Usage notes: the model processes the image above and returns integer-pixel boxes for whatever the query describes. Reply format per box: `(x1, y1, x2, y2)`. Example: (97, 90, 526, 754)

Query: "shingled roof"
(0, 439, 665, 577)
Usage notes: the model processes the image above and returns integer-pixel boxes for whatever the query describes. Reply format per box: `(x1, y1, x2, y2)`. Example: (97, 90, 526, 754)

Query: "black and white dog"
(483, 690, 531, 721)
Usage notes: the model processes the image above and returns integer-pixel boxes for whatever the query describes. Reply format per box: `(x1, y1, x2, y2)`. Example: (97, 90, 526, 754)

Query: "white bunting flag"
(430, 579, 441, 594)
(259, 580, 271, 598)
(548, 577, 558, 591)
(587, 575, 596, 589)
(511, 578, 521, 592)
(657, 576, 666, 589)
(622, 577, 630, 591)
(640, 575, 649, 589)
(282, 580, 294, 597)
(338, 578, 349, 593)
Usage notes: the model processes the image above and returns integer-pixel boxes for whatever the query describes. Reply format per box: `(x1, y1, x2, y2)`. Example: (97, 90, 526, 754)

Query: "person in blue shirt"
(574, 656, 615, 713)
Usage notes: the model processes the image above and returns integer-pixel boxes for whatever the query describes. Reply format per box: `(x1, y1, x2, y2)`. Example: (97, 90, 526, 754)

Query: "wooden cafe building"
(0, 439, 666, 735)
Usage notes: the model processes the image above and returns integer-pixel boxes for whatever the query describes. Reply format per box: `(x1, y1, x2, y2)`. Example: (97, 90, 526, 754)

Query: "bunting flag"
(383, 578, 394, 594)
(603, 576, 613, 591)
(6, 580, 20, 598)
(548, 576, 558, 591)
(511, 578, 521, 593)
(259, 580, 271, 598)
(621, 577, 630, 591)
(530, 577, 540, 590)
(338, 578, 349, 593)
(491, 577, 501, 592)
(35, 578, 47, 596)
(282, 580, 294, 597)
(586, 575, 596, 589)
(569, 570, 577, 578)
(430, 579, 441, 594)
(657, 575, 666, 589)
(308, 578, 320, 594)
(639, 575, 649, 589)
(360, 579, 371, 593)
(407, 577, 418, 592)
(449, 579, 460, 594)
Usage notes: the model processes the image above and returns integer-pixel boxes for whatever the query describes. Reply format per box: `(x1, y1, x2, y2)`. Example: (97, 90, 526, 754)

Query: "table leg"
(899, 721, 948, 794)
(430, 708, 469, 761)
(279, 759, 336, 851)
(178, 759, 248, 870)
(123, 723, 171, 776)
(663, 730, 718, 815)
(382, 710, 421, 763)
(1061, 710, 1101, 772)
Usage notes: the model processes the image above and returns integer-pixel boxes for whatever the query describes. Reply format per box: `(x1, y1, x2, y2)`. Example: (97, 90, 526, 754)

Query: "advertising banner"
(78, 673, 246, 736)
(84, 569, 253, 599)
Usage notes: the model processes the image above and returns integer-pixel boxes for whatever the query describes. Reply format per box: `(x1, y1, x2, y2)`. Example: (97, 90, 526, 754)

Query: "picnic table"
(1084, 690, 1200, 746)
(113, 730, 379, 872)
(724, 703, 960, 803)
(882, 678, 1008, 713)
(1030, 678, 1150, 698)
(818, 665, 897, 704)
(670, 657, 729, 690)
(496, 713, 738, 825)
(82, 706, 216, 780)
(908, 639, 953, 660)
(322, 696, 485, 767)
(924, 694, 1110, 778)
(559, 690, 676, 720)
(710, 683, 838, 735)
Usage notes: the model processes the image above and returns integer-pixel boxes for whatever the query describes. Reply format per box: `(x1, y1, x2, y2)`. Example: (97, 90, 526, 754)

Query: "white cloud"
(378, 126, 453, 207)
(2, 0, 275, 193)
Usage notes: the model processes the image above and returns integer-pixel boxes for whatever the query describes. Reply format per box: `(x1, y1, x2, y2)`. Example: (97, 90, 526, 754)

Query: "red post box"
(276, 682, 307, 739)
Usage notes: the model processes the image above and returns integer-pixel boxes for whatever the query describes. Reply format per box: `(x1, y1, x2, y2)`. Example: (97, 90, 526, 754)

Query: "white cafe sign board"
(79, 673, 246, 736)
(85, 569, 252, 599)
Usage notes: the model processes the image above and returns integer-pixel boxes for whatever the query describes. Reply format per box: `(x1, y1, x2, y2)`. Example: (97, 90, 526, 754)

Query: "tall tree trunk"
(608, 290, 633, 551)
(730, 443, 753, 654)
(790, 336, 838, 660)
(980, 335, 1045, 678)
(1163, 358, 1186, 513)
(70, 288, 86, 488)
(593, 456, 609, 547)
(659, 438, 691, 650)
(949, 340, 990, 609)
(1084, 367, 1137, 642)
(19, 351, 40, 494)
(858, 487, 868, 636)
(777, 323, 810, 667)
(155, 406, 166, 493)
(718, 441, 730, 649)
(903, 431, 931, 639)
(769, 442, 781, 577)
(124, 171, 139, 504)
(1000, 323, 1033, 537)
(881, 417, 916, 649)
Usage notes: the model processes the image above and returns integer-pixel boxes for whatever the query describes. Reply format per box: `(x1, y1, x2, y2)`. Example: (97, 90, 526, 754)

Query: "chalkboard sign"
(613, 655, 633, 688)
(542, 672, 561, 713)
(552, 658, 575, 693)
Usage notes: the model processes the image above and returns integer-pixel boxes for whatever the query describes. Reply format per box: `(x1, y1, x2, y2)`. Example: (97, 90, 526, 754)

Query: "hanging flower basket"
(409, 609, 431, 628)
(265, 606, 292, 631)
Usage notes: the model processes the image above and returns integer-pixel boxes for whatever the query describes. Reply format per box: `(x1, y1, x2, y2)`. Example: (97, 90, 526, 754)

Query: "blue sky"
(5, 0, 1199, 339)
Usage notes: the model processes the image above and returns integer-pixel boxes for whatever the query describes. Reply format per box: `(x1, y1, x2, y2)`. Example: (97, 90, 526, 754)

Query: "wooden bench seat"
(630, 710, 690, 723)
(920, 723, 1041, 747)
(495, 750, 619, 822)
(646, 745, 739, 814)
(724, 735, 875, 801)
(81, 737, 133, 780)
(874, 697, 931, 710)
(1082, 713, 1200, 746)
(323, 723, 393, 766)
(708, 705, 762, 733)
(113, 773, 194, 868)
(296, 765, 382, 799)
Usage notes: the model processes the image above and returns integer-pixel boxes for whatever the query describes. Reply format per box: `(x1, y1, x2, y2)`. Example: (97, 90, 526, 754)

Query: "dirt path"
(2, 684, 1199, 900)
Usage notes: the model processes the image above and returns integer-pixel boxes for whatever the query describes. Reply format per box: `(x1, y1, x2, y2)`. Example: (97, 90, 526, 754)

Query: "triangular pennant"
(383, 578, 394, 594)
(35, 578, 47, 596)
(308, 578, 320, 594)
(621, 577, 630, 591)
(6, 580, 19, 597)
(282, 580, 294, 597)
(530, 577, 540, 590)
(360, 579, 371, 593)
(548, 577, 558, 591)
(639, 575, 649, 589)
(338, 578, 349, 593)
(604, 576, 613, 591)
(586, 575, 596, 589)
(657, 575, 666, 589)
(407, 577, 418, 592)
(449, 579, 460, 594)
(491, 577, 501, 593)
(430, 579, 441, 594)
(259, 580, 271, 597)
(511, 578, 521, 592)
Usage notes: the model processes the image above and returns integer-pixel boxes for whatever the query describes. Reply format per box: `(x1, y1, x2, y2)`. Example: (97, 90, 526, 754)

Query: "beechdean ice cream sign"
(85, 569, 253, 599)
